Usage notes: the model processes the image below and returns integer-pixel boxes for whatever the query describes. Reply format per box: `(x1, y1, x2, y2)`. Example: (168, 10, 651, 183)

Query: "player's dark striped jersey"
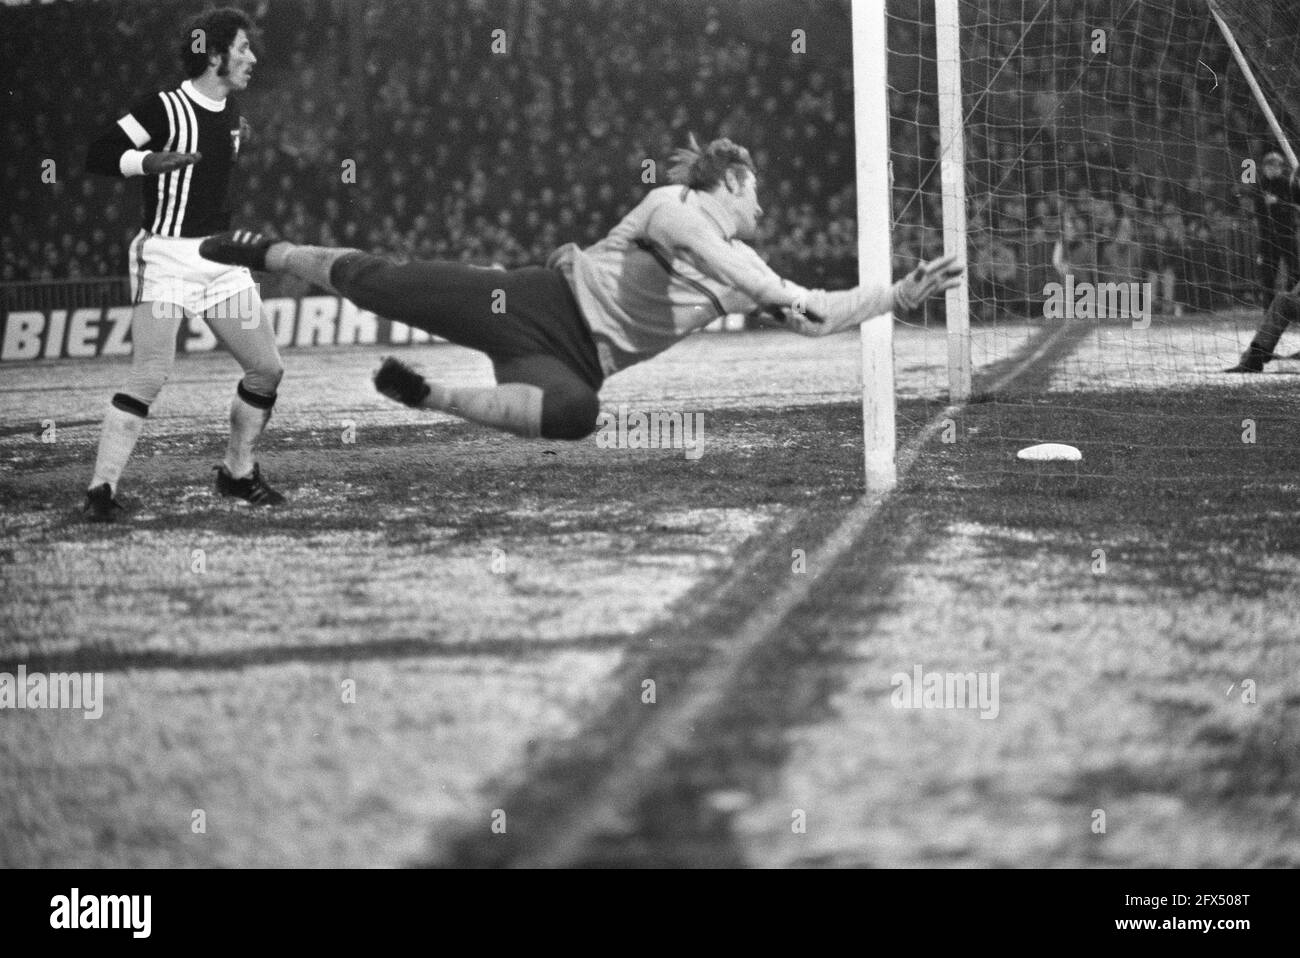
(86, 79, 243, 238)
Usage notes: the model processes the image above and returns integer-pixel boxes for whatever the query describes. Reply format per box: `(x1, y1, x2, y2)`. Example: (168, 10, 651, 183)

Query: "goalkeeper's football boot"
(214, 462, 285, 506)
(373, 357, 431, 408)
(82, 483, 124, 523)
(199, 230, 275, 271)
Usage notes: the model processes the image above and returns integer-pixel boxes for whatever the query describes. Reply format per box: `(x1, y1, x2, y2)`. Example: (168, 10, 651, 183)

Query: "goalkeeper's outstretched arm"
(749, 253, 965, 336)
(646, 197, 962, 336)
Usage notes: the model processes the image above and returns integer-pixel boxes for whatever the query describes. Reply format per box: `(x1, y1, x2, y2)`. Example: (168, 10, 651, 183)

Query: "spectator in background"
(1090, 194, 1136, 286)
(1142, 202, 1187, 317)
(1052, 198, 1097, 285)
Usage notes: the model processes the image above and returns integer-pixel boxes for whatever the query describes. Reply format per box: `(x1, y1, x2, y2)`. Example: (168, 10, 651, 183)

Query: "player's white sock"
(224, 394, 272, 479)
(266, 243, 352, 293)
(423, 382, 544, 439)
(89, 404, 146, 493)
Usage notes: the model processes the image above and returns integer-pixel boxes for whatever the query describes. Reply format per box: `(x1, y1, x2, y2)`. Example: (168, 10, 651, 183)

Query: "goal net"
(884, 0, 1300, 489)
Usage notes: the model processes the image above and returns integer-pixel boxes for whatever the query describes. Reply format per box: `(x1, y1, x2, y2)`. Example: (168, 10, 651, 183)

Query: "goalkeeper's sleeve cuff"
(891, 279, 921, 313)
(801, 284, 896, 334)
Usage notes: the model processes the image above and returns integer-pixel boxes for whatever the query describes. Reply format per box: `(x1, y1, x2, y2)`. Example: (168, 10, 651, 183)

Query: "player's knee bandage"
(110, 392, 150, 418)
(236, 379, 278, 410)
(540, 384, 599, 440)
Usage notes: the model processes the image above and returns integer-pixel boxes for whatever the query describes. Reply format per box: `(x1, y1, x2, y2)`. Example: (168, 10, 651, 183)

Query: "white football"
(1016, 442, 1082, 462)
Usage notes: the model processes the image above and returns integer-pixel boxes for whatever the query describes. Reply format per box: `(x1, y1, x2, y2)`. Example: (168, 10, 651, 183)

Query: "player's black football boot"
(82, 483, 124, 523)
(1225, 346, 1274, 373)
(214, 462, 285, 505)
(199, 230, 275, 271)
(373, 357, 431, 408)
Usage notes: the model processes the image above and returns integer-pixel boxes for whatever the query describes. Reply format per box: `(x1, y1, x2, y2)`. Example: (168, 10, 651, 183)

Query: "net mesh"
(886, 0, 1300, 484)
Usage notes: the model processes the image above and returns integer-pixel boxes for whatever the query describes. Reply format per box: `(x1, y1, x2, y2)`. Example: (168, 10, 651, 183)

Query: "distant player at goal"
(82, 7, 285, 522)
(1227, 149, 1300, 372)
(200, 136, 961, 440)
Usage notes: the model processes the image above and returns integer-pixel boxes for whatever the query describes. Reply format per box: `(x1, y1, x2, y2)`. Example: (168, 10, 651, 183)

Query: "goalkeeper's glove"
(892, 252, 964, 311)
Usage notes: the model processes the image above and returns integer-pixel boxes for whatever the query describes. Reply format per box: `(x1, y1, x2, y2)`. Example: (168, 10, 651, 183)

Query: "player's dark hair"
(180, 7, 253, 79)
(667, 134, 756, 191)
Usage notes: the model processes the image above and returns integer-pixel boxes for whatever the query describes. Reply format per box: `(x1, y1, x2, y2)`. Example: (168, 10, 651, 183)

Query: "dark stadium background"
(1, 0, 1273, 316)
(3, 0, 861, 295)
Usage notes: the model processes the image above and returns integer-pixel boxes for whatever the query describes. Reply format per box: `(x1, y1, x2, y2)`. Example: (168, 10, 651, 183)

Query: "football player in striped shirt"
(82, 7, 284, 521)
(201, 136, 960, 442)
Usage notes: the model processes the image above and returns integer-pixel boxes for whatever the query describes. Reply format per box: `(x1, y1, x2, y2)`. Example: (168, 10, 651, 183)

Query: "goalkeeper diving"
(200, 136, 962, 440)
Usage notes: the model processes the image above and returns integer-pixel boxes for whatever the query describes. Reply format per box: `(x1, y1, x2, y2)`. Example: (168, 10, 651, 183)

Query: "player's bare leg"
(203, 286, 285, 504)
(197, 231, 344, 291)
(83, 299, 184, 521)
(373, 357, 544, 438)
(265, 242, 347, 294)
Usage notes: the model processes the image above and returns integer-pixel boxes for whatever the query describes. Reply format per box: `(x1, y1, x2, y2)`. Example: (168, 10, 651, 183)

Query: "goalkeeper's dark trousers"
(1246, 286, 1300, 361)
(330, 252, 605, 439)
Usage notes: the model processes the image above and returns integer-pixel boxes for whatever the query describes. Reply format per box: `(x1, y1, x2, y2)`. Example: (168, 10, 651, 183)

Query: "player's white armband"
(116, 113, 153, 176)
(119, 150, 152, 177)
(117, 113, 151, 145)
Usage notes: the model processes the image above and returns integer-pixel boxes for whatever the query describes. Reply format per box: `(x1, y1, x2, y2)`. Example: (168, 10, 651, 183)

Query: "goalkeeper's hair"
(180, 7, 254, 79)
(667, 134, 756, 191)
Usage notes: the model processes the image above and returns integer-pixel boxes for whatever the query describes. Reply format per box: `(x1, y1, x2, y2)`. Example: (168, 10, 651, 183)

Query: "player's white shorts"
(128, 228, 257, 315)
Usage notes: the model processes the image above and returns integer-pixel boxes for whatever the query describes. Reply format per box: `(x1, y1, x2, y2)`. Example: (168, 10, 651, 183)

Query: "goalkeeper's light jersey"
(549, 185, 811, 376)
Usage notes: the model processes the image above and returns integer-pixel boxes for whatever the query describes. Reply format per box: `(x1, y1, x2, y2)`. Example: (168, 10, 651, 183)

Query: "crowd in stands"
(1, 0, 860, 291)
(0, 0, 1281, 317)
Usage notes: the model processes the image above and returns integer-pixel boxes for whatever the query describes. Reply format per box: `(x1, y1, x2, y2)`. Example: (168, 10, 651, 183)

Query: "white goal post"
(1206, 0, 1298, 169)
(935, 0, 971, 403)
(853, 0, 968, 491)
(852, 0, 898, 491)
